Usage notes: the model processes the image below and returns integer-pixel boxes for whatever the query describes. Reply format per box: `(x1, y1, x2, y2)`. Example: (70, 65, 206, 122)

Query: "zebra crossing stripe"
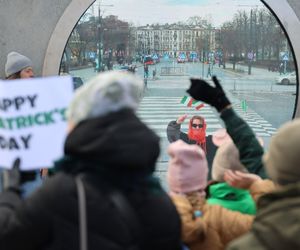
(137, 114, 217, 118)
(138, 97, 277, 137)
(141, 118, 219, 123)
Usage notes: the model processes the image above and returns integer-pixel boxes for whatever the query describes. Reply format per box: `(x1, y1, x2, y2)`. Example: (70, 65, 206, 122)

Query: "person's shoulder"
(19, 172, 75, 214)
(37, 172, 75, 196)
(227, 231, 265, 250)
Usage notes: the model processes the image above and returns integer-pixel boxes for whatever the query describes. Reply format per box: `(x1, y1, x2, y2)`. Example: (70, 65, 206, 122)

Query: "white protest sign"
(0, 76, 74, 170)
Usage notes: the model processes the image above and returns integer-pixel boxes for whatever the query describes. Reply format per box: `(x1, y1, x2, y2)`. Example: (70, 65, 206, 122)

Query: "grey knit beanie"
(66, 71, 144, 126)
(212, 140, 248, 182)
(263, 118, 300, 185)
(5, 51, 32, 77)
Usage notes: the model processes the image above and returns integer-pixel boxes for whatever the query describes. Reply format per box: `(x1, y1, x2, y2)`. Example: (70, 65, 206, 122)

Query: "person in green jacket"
(185, 76, 267, 215)
(186, 76, 300, 249)
(186, 76, 266, 178)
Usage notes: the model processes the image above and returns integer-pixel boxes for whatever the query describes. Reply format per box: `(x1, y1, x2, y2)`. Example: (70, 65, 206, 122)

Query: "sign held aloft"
(0, 76, 73, 170)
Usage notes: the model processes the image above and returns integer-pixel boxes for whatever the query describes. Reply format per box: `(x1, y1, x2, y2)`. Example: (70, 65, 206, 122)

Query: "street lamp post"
(97, 7, 102, 72)
(238, 5, 260, 75)
(96, 2, 113, 72)
(248, 9, 253, 75)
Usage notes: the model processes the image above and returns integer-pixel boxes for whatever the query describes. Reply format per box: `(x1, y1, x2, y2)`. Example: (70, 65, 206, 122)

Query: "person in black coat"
(0, 71, 182, 250)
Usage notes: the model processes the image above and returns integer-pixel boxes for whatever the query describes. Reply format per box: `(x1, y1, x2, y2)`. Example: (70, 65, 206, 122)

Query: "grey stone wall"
(288, 0, 300, 21)
(0, 0, 94, 78)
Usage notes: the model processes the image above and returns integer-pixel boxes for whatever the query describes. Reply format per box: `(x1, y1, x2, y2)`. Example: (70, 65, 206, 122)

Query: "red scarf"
(188, 120, 207, 153)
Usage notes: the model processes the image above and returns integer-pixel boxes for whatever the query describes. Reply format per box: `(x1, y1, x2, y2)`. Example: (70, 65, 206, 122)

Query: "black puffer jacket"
(0, 109, 182, 250)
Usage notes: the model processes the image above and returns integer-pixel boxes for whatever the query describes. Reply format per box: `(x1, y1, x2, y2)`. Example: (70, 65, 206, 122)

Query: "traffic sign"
(282, 54, 289, 61)
(247, 52, 254, 60)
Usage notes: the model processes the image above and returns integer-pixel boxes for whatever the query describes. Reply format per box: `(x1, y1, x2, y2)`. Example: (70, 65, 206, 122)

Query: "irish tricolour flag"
(180, 96, 205, 110)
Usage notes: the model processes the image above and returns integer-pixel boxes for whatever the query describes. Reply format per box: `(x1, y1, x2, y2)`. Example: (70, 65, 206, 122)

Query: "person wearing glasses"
(167, 114, 209, 152)
(167, 114, 217, 172)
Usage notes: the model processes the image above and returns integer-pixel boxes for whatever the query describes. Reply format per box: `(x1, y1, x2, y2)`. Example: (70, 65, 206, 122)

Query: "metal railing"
(160, 67, 185, 76)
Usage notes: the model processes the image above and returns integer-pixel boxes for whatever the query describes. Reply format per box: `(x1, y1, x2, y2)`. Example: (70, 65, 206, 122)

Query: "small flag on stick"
(195, 103, 205, 110)
(180, 96, 193, 107)
(180, 96, 205, 110)
(241, 100, 248, 112)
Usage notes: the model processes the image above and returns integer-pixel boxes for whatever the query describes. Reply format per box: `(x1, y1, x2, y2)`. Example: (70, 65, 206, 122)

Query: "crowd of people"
(0, 51, 300, 249)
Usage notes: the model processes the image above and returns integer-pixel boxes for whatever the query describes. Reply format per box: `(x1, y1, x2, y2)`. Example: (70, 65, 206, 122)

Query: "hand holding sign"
(1, 158, 37, 193)
(1, 158, 21, 193)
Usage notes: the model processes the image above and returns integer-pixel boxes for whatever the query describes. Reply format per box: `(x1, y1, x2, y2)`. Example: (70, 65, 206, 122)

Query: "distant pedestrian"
(279, 62, 284, 75)
(207, 63, 212, 78)
(144, 77, 148, 89)
(152, 69, 156, 80)
(144, 64, 149, 78)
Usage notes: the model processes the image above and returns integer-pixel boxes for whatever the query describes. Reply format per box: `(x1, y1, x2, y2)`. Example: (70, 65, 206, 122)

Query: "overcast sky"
(89, 0, 266, 27)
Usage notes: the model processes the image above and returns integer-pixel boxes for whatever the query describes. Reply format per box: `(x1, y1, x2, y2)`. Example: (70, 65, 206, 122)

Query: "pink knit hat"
(167, 140, 208, 194)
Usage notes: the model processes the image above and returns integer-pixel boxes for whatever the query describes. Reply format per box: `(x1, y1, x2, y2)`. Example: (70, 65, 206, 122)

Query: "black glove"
(1, 158, 22, 193)
(1, 158, 36, 193)
(187, 76, 231, 112)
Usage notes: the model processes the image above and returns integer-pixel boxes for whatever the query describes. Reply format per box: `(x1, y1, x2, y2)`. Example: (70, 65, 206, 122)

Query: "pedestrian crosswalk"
(233, 103, 277, 137)
(138, 96, 277, 189)
(137, 96, 222, 138)
(137, 96, 277, 138)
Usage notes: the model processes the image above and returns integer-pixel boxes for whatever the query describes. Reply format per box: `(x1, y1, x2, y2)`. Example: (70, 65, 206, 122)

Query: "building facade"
(134, 24, 217, 58)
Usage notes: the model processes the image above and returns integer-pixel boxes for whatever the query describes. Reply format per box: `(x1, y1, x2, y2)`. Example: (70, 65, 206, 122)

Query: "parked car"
(119, 65, 130, 71)
(275, 72, 297, 85)
(112, 64, 137, 73)
(144, 55, 155, 65)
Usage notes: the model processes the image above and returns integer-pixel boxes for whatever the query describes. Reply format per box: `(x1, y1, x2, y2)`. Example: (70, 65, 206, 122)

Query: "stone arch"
(42, 0, 95, 76)
(262, 0, 300, 117)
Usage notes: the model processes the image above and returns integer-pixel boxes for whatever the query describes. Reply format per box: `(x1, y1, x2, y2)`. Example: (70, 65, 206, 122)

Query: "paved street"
(71, 61, 297, 190)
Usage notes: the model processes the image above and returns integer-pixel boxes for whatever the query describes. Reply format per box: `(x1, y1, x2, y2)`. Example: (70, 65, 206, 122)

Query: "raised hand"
(1, 158, 37, 193)
(1, 158, 21, 192)
(176, 114, 188, 124)
(224, 170, 262, 190)
(187, 76, 231, 112)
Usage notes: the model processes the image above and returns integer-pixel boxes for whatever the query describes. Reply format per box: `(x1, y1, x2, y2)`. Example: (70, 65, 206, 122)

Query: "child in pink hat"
(167, 140, 257, 250)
